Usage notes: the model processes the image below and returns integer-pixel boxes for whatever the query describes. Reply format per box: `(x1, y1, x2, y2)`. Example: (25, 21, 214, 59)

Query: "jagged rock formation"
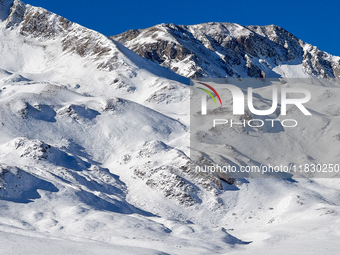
(112, 23, 340, 79)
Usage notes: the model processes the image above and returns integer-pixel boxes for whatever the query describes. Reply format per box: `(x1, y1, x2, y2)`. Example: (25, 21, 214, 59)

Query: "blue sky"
(27, 0, 340, 56)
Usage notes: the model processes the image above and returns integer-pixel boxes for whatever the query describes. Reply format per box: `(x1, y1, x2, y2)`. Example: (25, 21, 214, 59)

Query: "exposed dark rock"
(5, 0, 25, 28)
(112, 23, 339, 79)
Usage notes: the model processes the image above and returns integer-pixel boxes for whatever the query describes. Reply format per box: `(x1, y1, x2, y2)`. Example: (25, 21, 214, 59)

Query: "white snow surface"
(0, 1, 339, 254)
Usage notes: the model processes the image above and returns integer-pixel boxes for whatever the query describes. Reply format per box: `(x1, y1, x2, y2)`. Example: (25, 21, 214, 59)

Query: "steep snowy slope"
(0, 1, 251, 253)
(0, 0, 340, 254)
(112, 23, 340, 79)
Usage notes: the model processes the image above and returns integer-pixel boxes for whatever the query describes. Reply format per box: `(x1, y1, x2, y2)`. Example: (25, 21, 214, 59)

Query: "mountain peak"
(1, 2, 340, 254)
(5, 0, 25, 28)
(112, 22, 340, 79)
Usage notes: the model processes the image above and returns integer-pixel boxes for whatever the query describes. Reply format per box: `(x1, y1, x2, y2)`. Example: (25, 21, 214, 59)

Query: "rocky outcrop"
(5, 0, 24, 28)
(2, 0, 123, 74)
(119, 140, 230, 206)
(112, 23, 340, 79)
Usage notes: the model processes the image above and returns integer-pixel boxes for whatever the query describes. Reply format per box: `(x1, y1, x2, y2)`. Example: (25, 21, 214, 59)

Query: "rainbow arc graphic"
(197, 82, 223, 106)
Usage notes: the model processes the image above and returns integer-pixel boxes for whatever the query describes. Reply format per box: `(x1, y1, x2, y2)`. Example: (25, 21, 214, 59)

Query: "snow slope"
(0, 0, 339, 254)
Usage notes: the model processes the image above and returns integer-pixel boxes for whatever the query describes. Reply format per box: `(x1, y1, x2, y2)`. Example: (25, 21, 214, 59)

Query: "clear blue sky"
(27, 0, 340, 57)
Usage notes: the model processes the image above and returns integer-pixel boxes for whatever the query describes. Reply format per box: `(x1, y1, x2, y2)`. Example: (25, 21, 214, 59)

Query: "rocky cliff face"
(2, 0, 122, 72)
(112, 23, 340, 79)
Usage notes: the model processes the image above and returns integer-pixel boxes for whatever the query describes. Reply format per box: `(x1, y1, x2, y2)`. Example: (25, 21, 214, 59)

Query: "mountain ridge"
(112, 22, 340, 79)
(1, 1, 340, 254)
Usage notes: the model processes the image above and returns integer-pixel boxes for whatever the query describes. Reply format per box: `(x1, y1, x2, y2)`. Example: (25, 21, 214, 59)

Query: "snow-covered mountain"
(112, 23, 340, 79)
(0, 0, 340, 254)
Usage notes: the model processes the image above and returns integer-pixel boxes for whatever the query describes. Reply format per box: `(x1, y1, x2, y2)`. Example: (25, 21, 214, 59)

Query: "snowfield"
(0, 0, 340, 254)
